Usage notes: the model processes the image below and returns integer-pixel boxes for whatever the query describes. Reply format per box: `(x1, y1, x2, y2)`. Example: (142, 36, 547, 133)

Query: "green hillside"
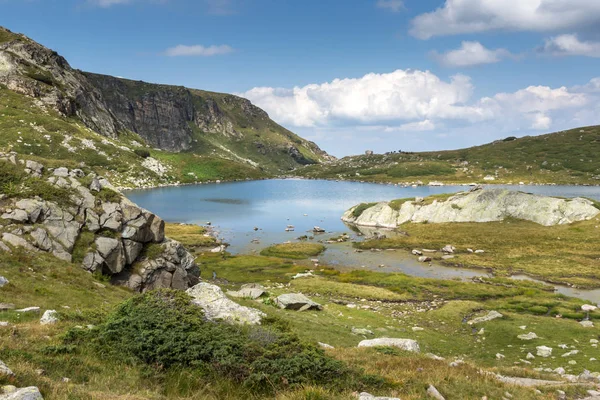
(299, 126, 600, 185)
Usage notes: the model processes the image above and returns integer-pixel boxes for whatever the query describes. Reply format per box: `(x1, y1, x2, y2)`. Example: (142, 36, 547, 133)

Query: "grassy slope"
(0, 85, 265, 187)
(299, 126, 600, 185)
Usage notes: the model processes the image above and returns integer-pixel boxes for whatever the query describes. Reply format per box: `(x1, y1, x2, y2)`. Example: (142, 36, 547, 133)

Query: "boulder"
(40, 310, 58, 325)
(227, 287, 265, 300)
(30, 228, 52, 252)
(0, 242, 10, 253)
(25, 160, 44, 176)
(275, 293, 322, 311)
(186, 282, 265, 325)
(1, 209, 28, 223)
(0, 360, 14, 376)
(442, 245, 455, 253)
(342, 189, 600, 228)
(42, 203, 81, 251)
(517, 332, 538, 340)
(95, 237, 126, 274)
(358, 338, 420, 353)
(82, 252, 104, 272)
(89, 177, 101, 192)
(536, 346, 553, 357)
(99, 203, 122, 231)
(1, 233, 37, 252)
(122, 239, 143, 265)
(0, 386, 44, 400)
(53, 167, 69, 177)
(418, 256, 431, 262)
(427, 385, 446, 400)
(467, 310, 503, 325)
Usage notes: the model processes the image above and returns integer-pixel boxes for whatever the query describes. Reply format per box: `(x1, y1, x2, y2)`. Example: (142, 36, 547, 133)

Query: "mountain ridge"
(0, 25, 333, 175)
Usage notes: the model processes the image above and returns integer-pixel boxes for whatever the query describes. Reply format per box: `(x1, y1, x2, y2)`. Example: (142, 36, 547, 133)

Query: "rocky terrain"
(342, 187, 600, 228)
(0, 153, 199, 292)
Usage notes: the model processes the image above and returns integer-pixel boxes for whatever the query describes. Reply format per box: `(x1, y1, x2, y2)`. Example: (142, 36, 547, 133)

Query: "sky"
(2, 0, 600, 157)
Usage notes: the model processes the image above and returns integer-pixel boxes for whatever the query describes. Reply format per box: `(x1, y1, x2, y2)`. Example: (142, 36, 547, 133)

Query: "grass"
(352, 202, 377, 218)
(260, 242, 326, 259)
(355, 217, 600, 288)
(298, 125, 600, 185)
(164, 223, 217, 248)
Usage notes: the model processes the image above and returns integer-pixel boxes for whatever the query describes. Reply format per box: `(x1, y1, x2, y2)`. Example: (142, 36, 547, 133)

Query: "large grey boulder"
(15, 199, 45, 223)
(40, 310, 58, 325)
(227, 287, 265, 300)
(42, 203, 81, 251)
(25, 160, 44, 177)
(342, 189, 600, 228)
(30, 228, 52, 251)
(0, 386, 44, 400)
(82, 252, 104, 272)
(186, 282, 266, 325)
(95, 237, 126, 274)
(467, 310, 503, 325)
(1, 209, 28, 223)
(52, 167, 69, 177)
(275, 293, 322, 311)
(99, 203, 122, 231)
(122, 239, 143, 265)
(358, 338, 420, 353)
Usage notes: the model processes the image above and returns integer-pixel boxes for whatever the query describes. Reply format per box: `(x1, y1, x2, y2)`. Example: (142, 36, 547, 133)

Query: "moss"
(142, 243, 163, 260)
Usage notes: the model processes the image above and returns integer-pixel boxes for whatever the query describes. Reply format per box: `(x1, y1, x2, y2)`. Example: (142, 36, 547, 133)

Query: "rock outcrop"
(342, 188, 600, 228)
(0, 156, 199, 292)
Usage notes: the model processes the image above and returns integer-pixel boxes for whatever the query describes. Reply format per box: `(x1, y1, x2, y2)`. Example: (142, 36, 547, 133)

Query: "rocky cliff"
(0, 26, 332, 171)
(342, 188, 600, 228)
(0, 154, 199, 292)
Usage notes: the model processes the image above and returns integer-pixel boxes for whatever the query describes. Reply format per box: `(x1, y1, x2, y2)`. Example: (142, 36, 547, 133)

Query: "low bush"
(134, 149, 151, 158)
(63, 290, 374, 393)
(352, 202, 377, 218)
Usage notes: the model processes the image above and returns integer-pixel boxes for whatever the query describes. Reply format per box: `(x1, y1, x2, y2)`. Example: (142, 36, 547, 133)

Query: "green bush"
(96, 188, 121, 203)
(80, 290, 364, 392)
(352, 202, 377, 218)
(134, 149, 151, 158)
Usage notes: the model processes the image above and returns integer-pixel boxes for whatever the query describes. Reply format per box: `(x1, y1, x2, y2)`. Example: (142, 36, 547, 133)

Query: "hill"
(0, 26, 331, 187)
(298, 126, 600, 185)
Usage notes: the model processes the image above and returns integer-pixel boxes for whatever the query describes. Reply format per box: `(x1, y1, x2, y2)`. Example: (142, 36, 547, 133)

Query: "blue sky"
(3, 0, 600, 156)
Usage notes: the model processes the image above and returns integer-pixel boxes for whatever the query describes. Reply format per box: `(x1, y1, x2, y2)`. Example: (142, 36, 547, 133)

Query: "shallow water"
(125, 179, 600, 299)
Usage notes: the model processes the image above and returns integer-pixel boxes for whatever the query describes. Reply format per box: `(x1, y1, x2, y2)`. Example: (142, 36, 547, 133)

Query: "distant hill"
(0, 26, 332, 187)
(298, 126, 600, 185)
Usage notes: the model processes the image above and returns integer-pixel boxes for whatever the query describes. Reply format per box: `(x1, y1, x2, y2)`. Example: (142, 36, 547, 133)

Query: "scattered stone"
(442, 245, 455, 253)
(580, 320, 594, 328)
(40, 310, 58, 325)
(358, 338, 420, 353)
(562, 350, 579, 357)
(15, 307, 40, 313)
(517, 332, 538, 340)
(318, 342, 334, 349)
(418, 256, 431, 262)
(496, 353, 505, 359)
(467, 311, 503, 325)
(526, 353, 535, 360)
(0, 304, 15, 311)
(582, 304, 597, 312)
(275, 293, 322, 311)
(536, 346, 553, 357)
(358, 392, 400, 400)
(412, 327, 424, 332)
(0, 386, 43, 399)
(411, 249, 423, 256)
(53, 167, 69, 177)
(186, 282, 265, 325)
(292, 271, 314, 279)
(0, 277, 8, 288)
(427, 384, 446, 400)
(352, 327, 374, 336)
(426, 353, 445, 361)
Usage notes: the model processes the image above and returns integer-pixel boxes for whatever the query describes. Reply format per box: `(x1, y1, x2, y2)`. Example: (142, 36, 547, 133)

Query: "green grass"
(298, 125, 600, 185)
(164, 223, 217, 248)
(354, 217, 600, 288)
(352, 202, 377, 218)
(260, 242, 326, 259)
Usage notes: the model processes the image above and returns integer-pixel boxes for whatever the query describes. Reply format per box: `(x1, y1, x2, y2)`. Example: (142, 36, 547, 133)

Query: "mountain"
(0, 26, 332, 186)
(298, 126, 600, 185)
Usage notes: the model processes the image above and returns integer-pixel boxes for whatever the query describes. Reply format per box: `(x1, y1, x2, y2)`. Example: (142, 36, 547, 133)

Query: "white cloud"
(541, 34, 600, 58)
(239, 69, 485, 127)
(376, 0, 404, 12)
(431, 41, 512, 67)
(410, 0, 600, 39)
(164, 44, 234, 57)
(239, 69, 598, 145)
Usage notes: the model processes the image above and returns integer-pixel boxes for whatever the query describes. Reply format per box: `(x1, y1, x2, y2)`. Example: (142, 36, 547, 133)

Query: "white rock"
(15, 307, 40, 313)
(427, 384, 446, 400)
(582, 304, 597, 312)
(0, 360, 14, 376)
(0, 277, 8, 288)
(517, 332, 538, 340)
(467, 310, 503, 325)
(358, 392, 400, 400)
(580, 320, 594, 328)
(40, 310, 58, 325)
(536, 346, 553, 357)
(318, 342, 334, 349)
(186, 282, 265, 325)
(562, 350, 579, 357)
(358, 338, 420, 353)
(526, 353, 535, 359)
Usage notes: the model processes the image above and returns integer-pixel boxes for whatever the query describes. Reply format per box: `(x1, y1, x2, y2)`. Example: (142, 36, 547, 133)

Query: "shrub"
(82, 290, 359, 392)
(503, 136, 517, 142)
(96, 188, 121, 203)
(134, 149, 151, 158)
(352, 202, 377, 218)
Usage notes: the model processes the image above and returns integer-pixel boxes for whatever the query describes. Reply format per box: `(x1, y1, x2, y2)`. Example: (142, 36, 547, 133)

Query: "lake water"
(125, 179, 600, 299)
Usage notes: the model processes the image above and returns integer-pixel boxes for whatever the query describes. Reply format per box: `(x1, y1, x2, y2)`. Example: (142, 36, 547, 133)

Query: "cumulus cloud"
(540, 34, 600, 58)
(376, 0, 404, 12)
(238, 69, 598, 143)
(410, 0, 600, 39)
(431, 41, 512, 67)
(164, 44, 234, 57)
